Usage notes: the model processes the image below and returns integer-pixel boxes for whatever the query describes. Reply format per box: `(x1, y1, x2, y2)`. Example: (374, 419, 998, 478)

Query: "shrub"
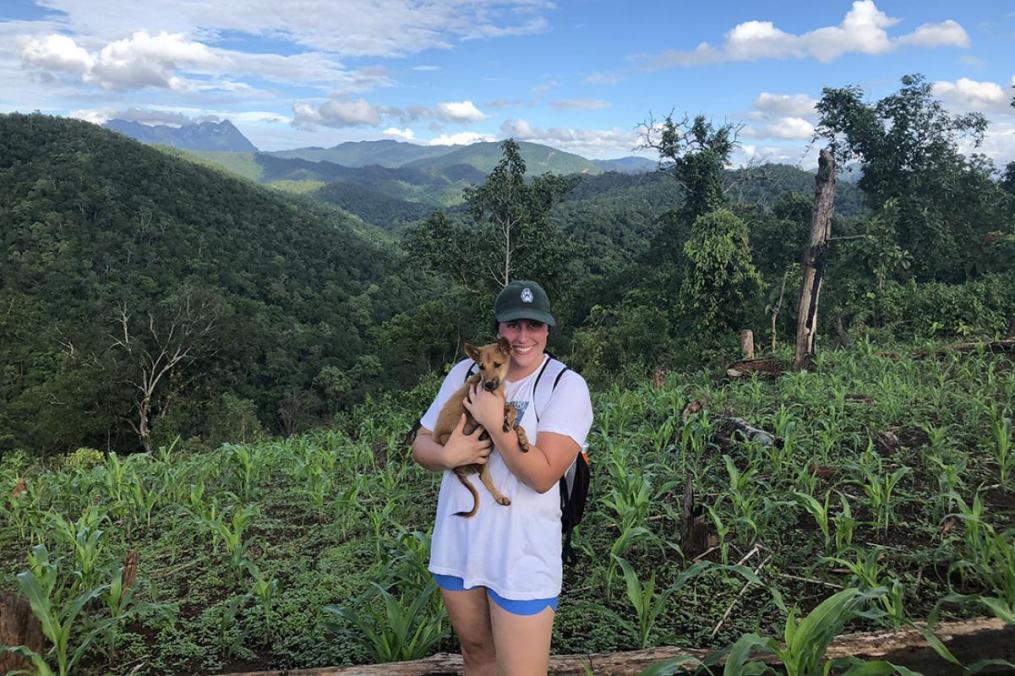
(63, 447, 104, 472)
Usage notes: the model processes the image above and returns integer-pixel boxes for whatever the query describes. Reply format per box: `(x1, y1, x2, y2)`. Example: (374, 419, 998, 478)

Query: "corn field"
(1, 342, 1013, 674)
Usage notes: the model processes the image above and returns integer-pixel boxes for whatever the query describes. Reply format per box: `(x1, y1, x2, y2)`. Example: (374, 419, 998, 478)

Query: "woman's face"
(498, 319, 548, 377)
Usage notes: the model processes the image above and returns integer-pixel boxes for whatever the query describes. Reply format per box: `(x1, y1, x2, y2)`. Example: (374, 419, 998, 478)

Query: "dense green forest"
(2, 74, 1014, 460)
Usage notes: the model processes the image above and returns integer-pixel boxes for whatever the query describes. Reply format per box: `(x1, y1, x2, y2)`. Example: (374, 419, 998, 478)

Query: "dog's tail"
(454, 473, 480, 518)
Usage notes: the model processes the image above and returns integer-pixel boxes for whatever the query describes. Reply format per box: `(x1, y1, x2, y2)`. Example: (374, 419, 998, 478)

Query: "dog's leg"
(514, 425, 530, 453)
(502, 404, 517, 432)
(478, 464, 511, 506)
(453, 471, 481, 518)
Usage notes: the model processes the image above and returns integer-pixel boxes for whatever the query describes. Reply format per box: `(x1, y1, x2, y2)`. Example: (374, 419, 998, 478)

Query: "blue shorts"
(432, 574, 558, 616)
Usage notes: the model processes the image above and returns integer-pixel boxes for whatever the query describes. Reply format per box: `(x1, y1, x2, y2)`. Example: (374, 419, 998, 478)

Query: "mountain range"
(103, 119, 258, 152)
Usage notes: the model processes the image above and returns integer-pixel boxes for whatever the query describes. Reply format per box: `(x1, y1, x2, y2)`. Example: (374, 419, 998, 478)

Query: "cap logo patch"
(520, 287, 534, 303)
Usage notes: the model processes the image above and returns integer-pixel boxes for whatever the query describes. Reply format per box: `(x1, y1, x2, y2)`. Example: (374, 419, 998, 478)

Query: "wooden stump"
(0, 592, 45, 674)
(738, 330, 755, 359)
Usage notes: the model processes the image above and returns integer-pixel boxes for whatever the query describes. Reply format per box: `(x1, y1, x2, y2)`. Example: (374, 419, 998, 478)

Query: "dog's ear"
(497, 335, 512, 355)
(464, 342, 480, 362)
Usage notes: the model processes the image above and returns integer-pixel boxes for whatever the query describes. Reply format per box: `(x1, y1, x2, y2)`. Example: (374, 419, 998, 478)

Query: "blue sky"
(2, 0, 1013, 164)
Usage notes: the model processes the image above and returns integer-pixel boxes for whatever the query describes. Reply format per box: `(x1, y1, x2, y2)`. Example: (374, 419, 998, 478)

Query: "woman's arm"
(411, 414, 493, 472)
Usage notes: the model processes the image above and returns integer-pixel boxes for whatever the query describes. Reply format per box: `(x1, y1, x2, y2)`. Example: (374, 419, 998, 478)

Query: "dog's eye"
(493, 362, 501, 368)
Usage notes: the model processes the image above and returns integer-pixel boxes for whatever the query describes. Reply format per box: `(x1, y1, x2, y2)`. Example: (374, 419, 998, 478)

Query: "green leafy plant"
(322, 581, 447, 663)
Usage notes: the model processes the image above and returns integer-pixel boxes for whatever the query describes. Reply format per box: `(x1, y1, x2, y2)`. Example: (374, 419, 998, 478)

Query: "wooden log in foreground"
(221, 617, 1014, 676)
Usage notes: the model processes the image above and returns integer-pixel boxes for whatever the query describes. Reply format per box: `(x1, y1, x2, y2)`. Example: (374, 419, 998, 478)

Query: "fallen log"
(724, 357, 790, 379)
(912, 340, 1015, 358)
(220, 617, 1014, 675)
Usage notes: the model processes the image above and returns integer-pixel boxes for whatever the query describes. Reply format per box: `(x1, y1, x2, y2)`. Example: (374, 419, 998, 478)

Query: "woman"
(411, 280, 593, 675)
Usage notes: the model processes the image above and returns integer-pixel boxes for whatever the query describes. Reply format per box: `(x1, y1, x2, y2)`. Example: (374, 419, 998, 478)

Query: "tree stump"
(738, 330, 755, 359)
(0, 592, 45, 674)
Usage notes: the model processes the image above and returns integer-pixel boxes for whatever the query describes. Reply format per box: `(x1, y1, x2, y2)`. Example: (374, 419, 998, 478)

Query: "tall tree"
(405, 139, 575, 298)
(813, 74, 1004, 281)
(640, 114, 739, 258)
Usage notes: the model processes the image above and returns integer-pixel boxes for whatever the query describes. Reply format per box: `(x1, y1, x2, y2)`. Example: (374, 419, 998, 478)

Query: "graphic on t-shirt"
(509, 401, 529, 422)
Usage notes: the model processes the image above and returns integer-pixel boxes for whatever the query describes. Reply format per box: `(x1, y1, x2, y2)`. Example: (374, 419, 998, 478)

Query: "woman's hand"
(441, 413, 492, 468)
(463, 384, 504, 432)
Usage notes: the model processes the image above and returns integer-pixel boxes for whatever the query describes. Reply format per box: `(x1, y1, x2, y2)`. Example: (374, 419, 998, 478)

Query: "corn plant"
(857, 448, 910, 532)
(605, 510, 653, 593)
(209, 504, 256, 577)
(643, 588, 906, 676)
(833, 494, 855, 554)
(988, 406, 1013, 484)
(227, 444, 258, 499)
(4, 545, 106, 676)
(103, 452, 128, 512)
(244, 561, 279, 643)
(614, 556, 711, 648)
(125, 469, 162, 528)
(705, 499, 731, 565)
(793, 491, 832, 553)
(50, 507, 107, 591)
(302, 465, 333, 514)
(723, 455, 762, 537)
(322, 581, 447, 663)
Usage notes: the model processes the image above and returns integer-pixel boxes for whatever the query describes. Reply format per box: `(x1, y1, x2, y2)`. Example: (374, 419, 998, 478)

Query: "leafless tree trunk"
(794, 149, 836, 369)
(111, 294, 218, 453)
(770, 267, 791, 352)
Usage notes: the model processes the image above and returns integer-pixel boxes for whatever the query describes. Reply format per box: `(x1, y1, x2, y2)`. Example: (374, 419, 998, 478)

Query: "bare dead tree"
(111, 292, 219, 453)
(794, 149, 837, 369)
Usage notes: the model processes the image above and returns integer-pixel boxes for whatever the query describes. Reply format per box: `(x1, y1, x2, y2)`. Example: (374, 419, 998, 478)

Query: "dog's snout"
(484, 379, 498, 391)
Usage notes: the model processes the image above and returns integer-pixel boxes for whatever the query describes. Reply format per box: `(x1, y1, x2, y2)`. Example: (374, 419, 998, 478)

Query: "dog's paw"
(497, 497, 511, 506)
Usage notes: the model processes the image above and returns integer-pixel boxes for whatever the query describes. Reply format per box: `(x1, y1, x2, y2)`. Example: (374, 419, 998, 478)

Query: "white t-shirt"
(419, 354, 593, 599)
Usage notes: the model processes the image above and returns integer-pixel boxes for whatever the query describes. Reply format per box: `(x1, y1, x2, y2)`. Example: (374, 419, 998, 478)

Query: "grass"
(0, 341, 1012, 674)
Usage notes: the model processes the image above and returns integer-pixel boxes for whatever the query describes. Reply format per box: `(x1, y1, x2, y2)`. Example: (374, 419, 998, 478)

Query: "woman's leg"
(440, 586, 497, 675)
(488, 601, 555, 676)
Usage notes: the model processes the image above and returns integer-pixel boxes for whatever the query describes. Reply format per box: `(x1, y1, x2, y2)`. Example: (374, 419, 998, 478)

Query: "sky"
(2, 0, 1014, 165)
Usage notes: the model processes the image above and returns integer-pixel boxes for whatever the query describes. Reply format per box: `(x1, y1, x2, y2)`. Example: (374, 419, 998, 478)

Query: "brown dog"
(431, 337, 531, 517)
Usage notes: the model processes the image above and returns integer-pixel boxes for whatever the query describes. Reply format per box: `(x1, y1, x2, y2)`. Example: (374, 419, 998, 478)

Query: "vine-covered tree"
(680, 209, 764, 339)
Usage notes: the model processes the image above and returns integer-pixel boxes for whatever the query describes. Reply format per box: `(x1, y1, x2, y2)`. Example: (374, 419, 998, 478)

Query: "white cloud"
(531, 79, 558, 94)
(18, 31, 230, 90)
(744, 117, 815, 140)
(897, 19, 970, 48)
(428, 131, 496, 146)
(953, 120, 1015, 167)
(550, 99, 610, 111)
(436, 100, 486, 122)
(648, 1, 968, 67)
(293, 97, 381, 128)
(499, 118, 640, 158)
(383, 126, 416, 141)
(583, 71, 620, 86)
(19, 34, 94, 75)
(15, 0, 553, 59)
(412, 65, 440, 71)
(753, 92, 818, 117)
(933, 78, 1012, 114)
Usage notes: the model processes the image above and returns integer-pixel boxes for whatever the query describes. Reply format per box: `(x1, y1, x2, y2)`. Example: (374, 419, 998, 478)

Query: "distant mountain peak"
(104, 118, 258, 153)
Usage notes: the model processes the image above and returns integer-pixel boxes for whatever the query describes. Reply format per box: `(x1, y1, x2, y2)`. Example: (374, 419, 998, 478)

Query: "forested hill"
(0, 113, 419, 455)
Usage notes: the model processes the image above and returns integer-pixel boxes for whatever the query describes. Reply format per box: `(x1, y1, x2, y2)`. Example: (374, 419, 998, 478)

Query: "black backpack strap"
(533, 356, 569, 423)
(464, 361, 477, 382)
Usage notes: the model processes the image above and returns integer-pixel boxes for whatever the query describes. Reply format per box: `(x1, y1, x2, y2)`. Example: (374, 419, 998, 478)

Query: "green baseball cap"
(495, 280, 556, 326)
